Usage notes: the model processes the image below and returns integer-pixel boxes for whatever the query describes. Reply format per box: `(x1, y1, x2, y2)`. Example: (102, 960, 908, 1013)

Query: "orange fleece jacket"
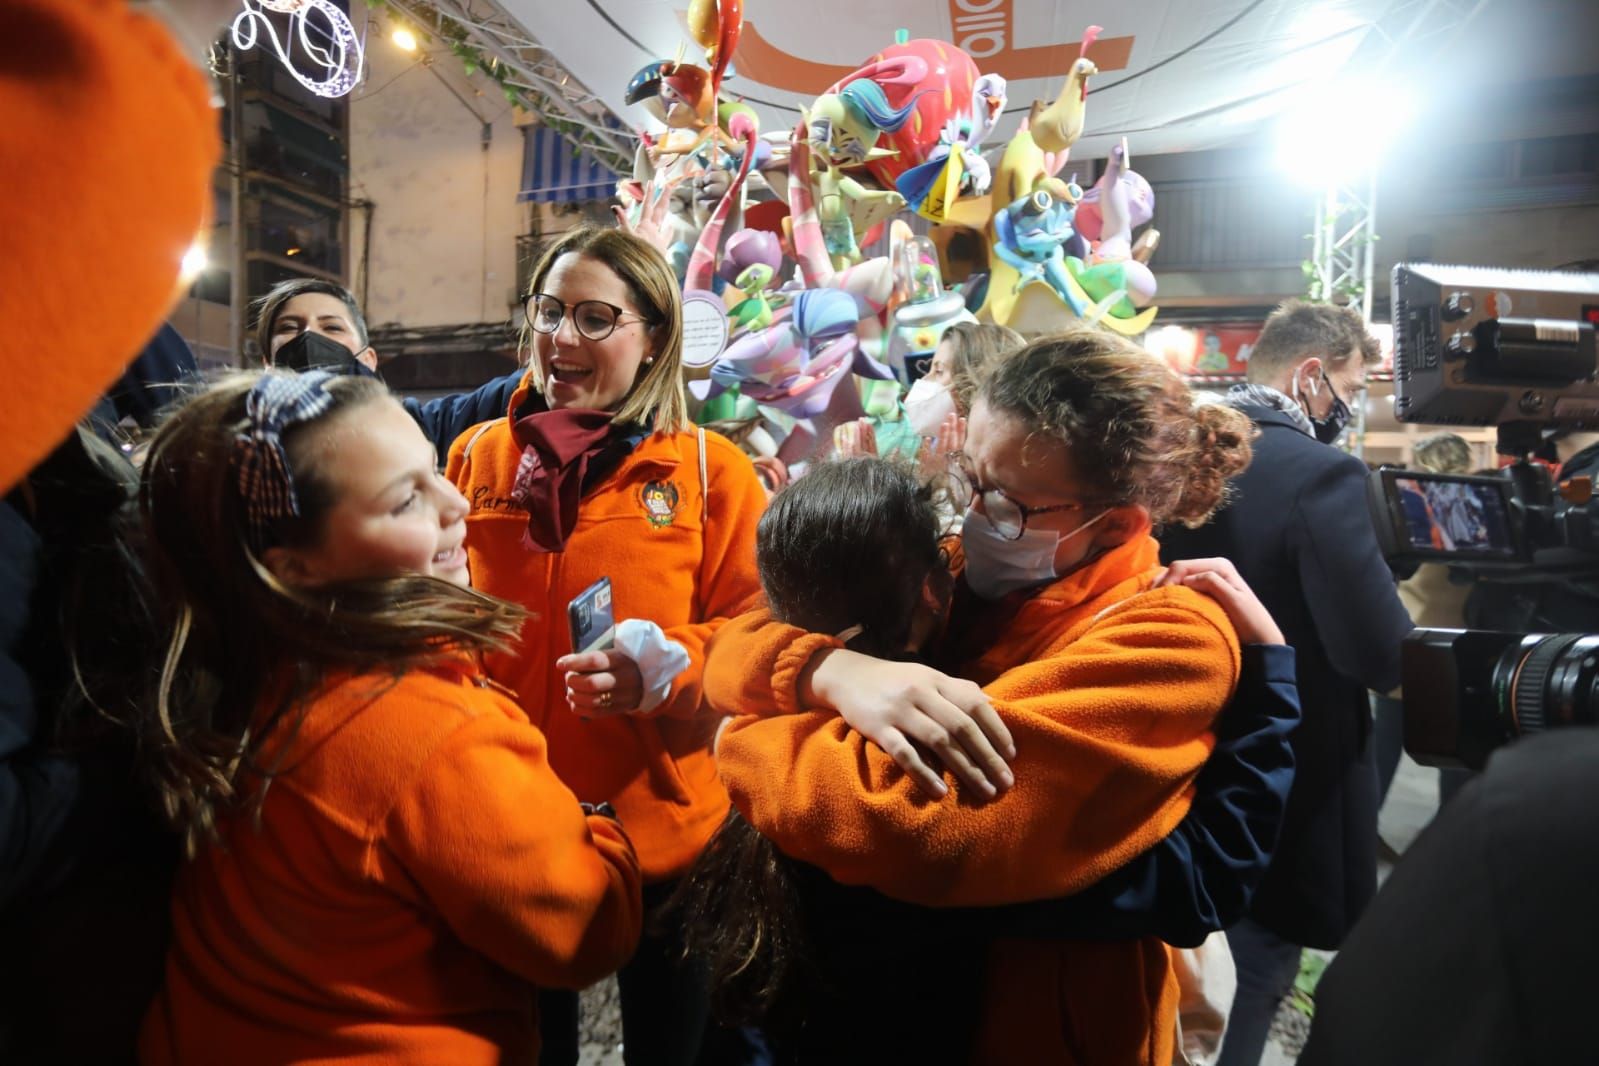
(1, 0, 218, 492)
(141, 659, 642, 1066)
(447, 380, 766, 880)
(708, 534, 1240, 1065)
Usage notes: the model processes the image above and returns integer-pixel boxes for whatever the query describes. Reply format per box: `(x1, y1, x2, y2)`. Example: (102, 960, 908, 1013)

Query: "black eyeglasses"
(947, 452, 1096, 541)
(526, 293, 654, 342)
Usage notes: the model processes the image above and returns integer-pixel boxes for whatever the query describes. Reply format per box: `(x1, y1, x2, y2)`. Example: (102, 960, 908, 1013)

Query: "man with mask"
(253, 278, 523, 455)
(1159, 299, 1413, 1066)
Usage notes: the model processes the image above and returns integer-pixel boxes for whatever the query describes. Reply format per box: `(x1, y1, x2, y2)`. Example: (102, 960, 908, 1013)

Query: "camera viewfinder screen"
(1394, 476, 1515, 557)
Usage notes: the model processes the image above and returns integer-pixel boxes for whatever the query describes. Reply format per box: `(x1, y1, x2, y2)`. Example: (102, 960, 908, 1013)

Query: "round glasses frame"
(946, 451, 1095, 541)
(526, 293, 654, 342)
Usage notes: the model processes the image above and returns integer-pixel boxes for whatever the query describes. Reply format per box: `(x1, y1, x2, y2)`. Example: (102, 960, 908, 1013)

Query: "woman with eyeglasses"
(446, 226, 766, 1066)
(702, 328, 1262, 1063)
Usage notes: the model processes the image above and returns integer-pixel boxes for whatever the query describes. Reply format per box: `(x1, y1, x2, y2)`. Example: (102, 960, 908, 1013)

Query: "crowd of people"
(7, 3, 1596, 1066)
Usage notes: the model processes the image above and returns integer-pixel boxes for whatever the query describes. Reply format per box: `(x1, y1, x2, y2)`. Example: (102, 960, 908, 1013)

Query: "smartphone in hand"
(568, 577, 616, 656)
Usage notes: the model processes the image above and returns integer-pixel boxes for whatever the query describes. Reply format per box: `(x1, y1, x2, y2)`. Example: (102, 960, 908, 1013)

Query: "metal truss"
(1306, 0, 1496, 322)
(378, 0, 637, 174)
(1309, 174, 1380, 322)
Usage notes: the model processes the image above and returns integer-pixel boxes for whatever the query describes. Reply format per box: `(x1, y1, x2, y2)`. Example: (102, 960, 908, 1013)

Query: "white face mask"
(960, 505, 1110, 600)
(903, 377, 958, 438)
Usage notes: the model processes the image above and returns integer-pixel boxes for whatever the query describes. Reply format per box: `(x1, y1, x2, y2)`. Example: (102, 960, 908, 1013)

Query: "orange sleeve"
(701, 606, 843, 718)
(647, 436, 769, 720)
(382, 713, 643, 989)
(716, 593, 1240, 907)
(1, 0, 219, 491)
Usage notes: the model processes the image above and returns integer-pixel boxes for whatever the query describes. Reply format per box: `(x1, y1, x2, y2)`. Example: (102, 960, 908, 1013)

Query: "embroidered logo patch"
(639, 480, 681, 527)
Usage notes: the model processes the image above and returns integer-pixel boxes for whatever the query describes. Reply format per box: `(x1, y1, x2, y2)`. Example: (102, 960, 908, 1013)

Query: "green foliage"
(1301, 201, 1380, 305)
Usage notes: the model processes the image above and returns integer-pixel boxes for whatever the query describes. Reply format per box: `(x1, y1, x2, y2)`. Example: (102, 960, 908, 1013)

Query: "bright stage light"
(1276, 81, 1416, 186)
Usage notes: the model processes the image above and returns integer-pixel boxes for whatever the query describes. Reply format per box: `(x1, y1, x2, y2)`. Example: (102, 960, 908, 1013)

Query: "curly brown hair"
(978, 328, 1254, 528)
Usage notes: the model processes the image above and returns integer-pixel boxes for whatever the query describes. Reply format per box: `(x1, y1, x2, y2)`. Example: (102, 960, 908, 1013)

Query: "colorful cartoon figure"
(809, 80, 919, 169)
(716, 228, 785, 289)
(827, 40, 984, 192)
(977, 54, 1160, 337)
(719, 229, 789, 333)
(690, 288, 894, 420)
(728, 264, 778, 331)
(1074, 140, 1157, 309)
(1028, 26, 1102, 154)
(628, 0, 742, 162)
(805, 84, 918, 269)
(991, 184, 1086, 311)
(895, 73, 1008, 221)
(886, 233, 975, 381)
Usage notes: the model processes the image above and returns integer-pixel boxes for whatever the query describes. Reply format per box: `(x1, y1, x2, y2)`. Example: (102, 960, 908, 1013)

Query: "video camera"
(1374, 263, 1599, 768)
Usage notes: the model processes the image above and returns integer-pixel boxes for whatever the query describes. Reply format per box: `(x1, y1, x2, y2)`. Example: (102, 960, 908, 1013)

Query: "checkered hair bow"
(234, 371, 337, 543)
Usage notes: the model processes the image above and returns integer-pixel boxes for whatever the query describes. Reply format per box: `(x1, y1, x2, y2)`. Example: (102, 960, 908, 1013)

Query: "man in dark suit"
(1160, 300, 1414, 1066)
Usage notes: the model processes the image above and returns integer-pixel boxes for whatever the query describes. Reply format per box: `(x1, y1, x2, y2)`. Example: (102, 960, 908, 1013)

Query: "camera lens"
(1492, 634, 1599, 737)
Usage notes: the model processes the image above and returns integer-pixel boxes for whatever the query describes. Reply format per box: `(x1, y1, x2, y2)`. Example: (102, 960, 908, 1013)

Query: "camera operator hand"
(1156, 558, 1285, 645)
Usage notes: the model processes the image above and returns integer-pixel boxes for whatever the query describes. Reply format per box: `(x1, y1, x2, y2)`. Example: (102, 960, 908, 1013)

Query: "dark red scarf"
(509, 407, 624, 553)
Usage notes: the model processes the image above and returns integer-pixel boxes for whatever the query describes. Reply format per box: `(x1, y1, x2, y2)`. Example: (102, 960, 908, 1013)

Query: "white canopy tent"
(496, 0, 1449, 162)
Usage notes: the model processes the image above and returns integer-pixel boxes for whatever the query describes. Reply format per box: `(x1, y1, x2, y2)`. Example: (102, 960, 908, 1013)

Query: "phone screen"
(568, 577, 617, 655)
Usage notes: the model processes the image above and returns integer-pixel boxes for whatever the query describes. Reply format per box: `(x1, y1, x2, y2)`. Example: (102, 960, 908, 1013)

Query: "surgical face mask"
(904, 377, 957, 439)
(1293, 367, 1352, 445)
(275, 330, 375, 378)
(961, 505, 1109, 600)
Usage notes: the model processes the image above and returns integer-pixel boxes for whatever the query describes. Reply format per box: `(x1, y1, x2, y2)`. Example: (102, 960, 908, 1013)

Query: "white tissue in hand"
(615, 619, 691, 713)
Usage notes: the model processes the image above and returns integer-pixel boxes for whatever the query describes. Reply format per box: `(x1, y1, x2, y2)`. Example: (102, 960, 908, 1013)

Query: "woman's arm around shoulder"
(717, 592, 1239, 908)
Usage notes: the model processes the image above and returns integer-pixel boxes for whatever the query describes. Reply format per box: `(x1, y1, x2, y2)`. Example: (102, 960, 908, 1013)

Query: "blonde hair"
(979, 328, 1255, 528)
(522, 226, 691, 434)
(941, 321, 1024, 413)
(1413, 431, 1472, 475)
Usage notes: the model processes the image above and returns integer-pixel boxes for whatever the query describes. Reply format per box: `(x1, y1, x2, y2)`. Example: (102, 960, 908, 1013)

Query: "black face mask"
(274, 330, 376, 378)
(1298, 368, 1352, 445)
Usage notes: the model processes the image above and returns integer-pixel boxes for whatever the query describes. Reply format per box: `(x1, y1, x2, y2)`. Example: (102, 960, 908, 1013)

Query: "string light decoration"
(230, 0, 365, 99)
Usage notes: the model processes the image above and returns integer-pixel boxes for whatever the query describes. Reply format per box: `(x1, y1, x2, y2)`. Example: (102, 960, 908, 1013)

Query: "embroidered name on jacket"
(471, 485, 521, 513)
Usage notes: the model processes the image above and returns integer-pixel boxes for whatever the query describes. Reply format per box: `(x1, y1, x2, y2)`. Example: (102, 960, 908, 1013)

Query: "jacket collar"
(1237, 403, 1312, 434)
(1028, 523, 1161, 608)
(945, 528, 1162, 673)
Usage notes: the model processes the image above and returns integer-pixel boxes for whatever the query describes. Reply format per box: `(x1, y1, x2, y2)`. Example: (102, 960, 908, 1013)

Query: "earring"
(644, 357, 655, 365)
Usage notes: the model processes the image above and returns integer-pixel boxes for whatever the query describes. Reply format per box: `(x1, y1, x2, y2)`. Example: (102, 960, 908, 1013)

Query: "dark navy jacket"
(400, 370, 523, 455)
(1160, 405, 1414, 949)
